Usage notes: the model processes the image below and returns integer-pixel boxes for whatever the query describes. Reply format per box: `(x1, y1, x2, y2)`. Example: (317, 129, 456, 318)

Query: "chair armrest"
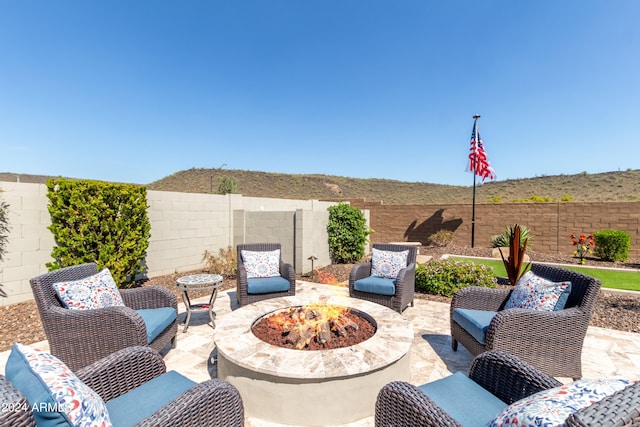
(469, 350, 561, 404)
(566, 381, 640, 426)
(487, 307, 589, 349)
(375, 380, 462, 427)
(348, 263, 372, 289)
(76, 346, 166, 402)
(280, 262, 296, 284)
(0, 375, 36, 426)
(395, 262, 416, 291)
(450, 286, 511, 312)
(120, 285, 177, 310)
(136, 379, 245, 427)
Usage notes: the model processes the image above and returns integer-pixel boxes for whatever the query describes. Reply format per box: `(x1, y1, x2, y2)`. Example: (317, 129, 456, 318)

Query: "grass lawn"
(450, 257, 640, 292)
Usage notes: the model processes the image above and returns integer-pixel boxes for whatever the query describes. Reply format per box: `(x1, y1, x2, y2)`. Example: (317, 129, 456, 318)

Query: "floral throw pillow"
(487, 378, 633, 427)
(7, 343, 112, 427)
(371, 248, 409, 279)
(53, 268, 125, 310)
(504, 270, 571, 311)
(241, 249, 281, 278)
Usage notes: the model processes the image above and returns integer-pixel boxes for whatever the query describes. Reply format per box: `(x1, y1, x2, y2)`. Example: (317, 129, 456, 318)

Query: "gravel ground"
(1, 246, 638, 352)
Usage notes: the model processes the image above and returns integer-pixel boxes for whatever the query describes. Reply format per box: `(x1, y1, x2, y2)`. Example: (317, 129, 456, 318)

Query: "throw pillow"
(53, 268, 125, 310)
(504, 270, 571, 311)
(241, 249, 281, 278)
(371, 248, 409, 279)
(487, 378, 633, 427)
(5, 343, 112, 427)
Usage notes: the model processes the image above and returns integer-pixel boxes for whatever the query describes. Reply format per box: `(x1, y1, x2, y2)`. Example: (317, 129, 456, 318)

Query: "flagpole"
(471, 114, 480, 248)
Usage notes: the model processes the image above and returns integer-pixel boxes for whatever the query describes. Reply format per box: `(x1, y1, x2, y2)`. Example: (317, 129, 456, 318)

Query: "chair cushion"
(487, 378, 634, 427)
(5, 343, 111, 427)
(354, 276, 396, 296)
(106, 370, 196, 427)
(241, 249, 281, 278)
(53, 268, 125, 310)
(504, 270, 572, 311)
(418, 372, 507, 427)
(136, 308, 177, 343)
(452, 309, 497, 345)
(247, 276, 291, 294)
(371, 248, 409, 279)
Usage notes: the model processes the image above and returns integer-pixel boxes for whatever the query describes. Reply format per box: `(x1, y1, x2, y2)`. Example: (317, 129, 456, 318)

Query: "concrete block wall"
(233, 210, 296, 266)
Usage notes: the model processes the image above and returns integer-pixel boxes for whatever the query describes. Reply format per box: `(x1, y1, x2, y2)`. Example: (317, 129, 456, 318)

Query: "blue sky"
(2, 1, 639, 187)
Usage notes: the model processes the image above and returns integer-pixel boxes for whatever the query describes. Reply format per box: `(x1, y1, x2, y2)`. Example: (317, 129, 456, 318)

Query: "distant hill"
(2, 169, 640, 204)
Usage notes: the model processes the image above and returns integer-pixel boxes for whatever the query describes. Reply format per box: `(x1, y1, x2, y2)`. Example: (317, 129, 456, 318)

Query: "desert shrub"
(415, 258, 497, 297)
(46, 178, 151, 287)
(561, 194, 573, 202)
(487, 196, 502, 203)
(327, 203, 369, 263)
(491, 224, 531, 249)
(593, 229, 630, 262)
(203, 246, 237, 277)
(428, 229, 454, 247)
(217, 175, 238, 195)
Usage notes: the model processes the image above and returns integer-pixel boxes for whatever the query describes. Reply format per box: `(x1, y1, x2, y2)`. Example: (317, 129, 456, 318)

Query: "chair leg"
(451, 338, 458, 351)
(171, 335, 177, 349)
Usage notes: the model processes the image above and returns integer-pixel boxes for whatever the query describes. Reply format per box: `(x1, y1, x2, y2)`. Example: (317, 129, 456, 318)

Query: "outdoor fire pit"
(214, 291, 413, 426)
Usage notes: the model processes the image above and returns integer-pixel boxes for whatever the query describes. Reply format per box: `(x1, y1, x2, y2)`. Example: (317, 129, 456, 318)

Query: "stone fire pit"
(214, 291, 413, 426)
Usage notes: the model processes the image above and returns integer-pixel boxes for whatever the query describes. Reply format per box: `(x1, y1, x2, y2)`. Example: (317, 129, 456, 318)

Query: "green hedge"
(327, 203, 369, 264)
(415, 258, 497, 297)
(46, 178, 151, 287)
(593, 229, 631, 262)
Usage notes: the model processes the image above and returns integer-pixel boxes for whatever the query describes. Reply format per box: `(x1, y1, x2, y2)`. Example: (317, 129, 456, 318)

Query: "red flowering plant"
(570, 233, 595, 264)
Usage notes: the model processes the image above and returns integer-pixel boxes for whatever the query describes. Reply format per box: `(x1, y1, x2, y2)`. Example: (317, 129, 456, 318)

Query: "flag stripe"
(468, 121, 496, 181)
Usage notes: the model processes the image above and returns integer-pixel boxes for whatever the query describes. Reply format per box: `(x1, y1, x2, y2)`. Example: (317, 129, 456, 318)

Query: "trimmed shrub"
(327, 203, 369, 264)
(415, 258, 497, 297)
(428, 229, 454, 247)
(46, 178, 151, 287)
(203, 246, 237, 277)
(593, 229, 631, 262)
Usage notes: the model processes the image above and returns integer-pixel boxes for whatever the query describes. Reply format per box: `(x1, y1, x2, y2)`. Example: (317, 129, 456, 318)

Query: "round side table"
(176, 273, 223, 332)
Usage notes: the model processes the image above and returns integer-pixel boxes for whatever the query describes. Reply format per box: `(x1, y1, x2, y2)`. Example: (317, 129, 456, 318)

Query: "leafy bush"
(217, 176, 238, 195)
(593, 229, 631, 262)
(428, 229, 454, 247)
(415, 258, 497, 297)
(327, 203, 369, 263)
(0, 194, 9, 263)
(46, 178, 151, 287)
(491, 224, 531, 249)
(203, 246, 237, 277)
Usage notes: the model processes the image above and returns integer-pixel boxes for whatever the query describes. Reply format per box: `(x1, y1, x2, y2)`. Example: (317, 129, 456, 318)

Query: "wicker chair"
(30, 263, 178, 371)
(1, 346, 244, 427)
(349, 243, 417, 313)
(375, 350, 640, 427)
(236, 243, 296, 306)
(450, 263, 602, 379)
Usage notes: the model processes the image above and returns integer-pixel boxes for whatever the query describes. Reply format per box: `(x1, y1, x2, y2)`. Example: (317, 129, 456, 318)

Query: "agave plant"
(499, 224, 531, 285)
(491, 224, 531, 249)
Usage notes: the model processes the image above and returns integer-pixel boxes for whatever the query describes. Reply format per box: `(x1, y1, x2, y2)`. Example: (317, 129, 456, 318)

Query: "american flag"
(468, 121, 496, 181)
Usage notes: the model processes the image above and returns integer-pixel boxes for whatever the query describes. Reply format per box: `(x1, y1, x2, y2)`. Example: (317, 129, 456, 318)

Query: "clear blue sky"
(2, 1, 638, 186)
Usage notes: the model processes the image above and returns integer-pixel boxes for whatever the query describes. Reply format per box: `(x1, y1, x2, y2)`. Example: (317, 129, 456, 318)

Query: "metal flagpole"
(471, 114, 480, 248)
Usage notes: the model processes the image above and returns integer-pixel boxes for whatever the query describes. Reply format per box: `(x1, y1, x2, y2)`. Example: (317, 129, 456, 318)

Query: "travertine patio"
(2, 280, 639, 427)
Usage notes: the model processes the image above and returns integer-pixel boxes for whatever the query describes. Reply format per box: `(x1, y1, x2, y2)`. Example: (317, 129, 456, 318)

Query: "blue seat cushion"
(247, 276, 291, 294)
(106, 370, 196, 427)
(353, 276, 396, 296)
(136, 308, 177, 344)
(452, 308, 497, 345)
(418, 372, 507, 427)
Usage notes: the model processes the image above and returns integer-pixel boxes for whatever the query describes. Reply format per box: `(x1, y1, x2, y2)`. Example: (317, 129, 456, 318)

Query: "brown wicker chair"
(450, 263, 602, 379)
(1, 346, 244, 427)
(236, 243, 296, 306)
(30, 263, 178, 371)
(375, 350, 640, 427)
(349, 243, 417, 313)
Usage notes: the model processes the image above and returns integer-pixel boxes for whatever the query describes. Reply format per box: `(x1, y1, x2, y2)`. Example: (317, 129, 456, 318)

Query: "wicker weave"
(349, 243, 417, 313)
(375, 350, 640, 427)
(450, 263, 602, 379)
(236, 243, 296, 306)
(29, 263, 178, 371)
(0, 374, 35, 427)
(1, 346, 244, 427)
